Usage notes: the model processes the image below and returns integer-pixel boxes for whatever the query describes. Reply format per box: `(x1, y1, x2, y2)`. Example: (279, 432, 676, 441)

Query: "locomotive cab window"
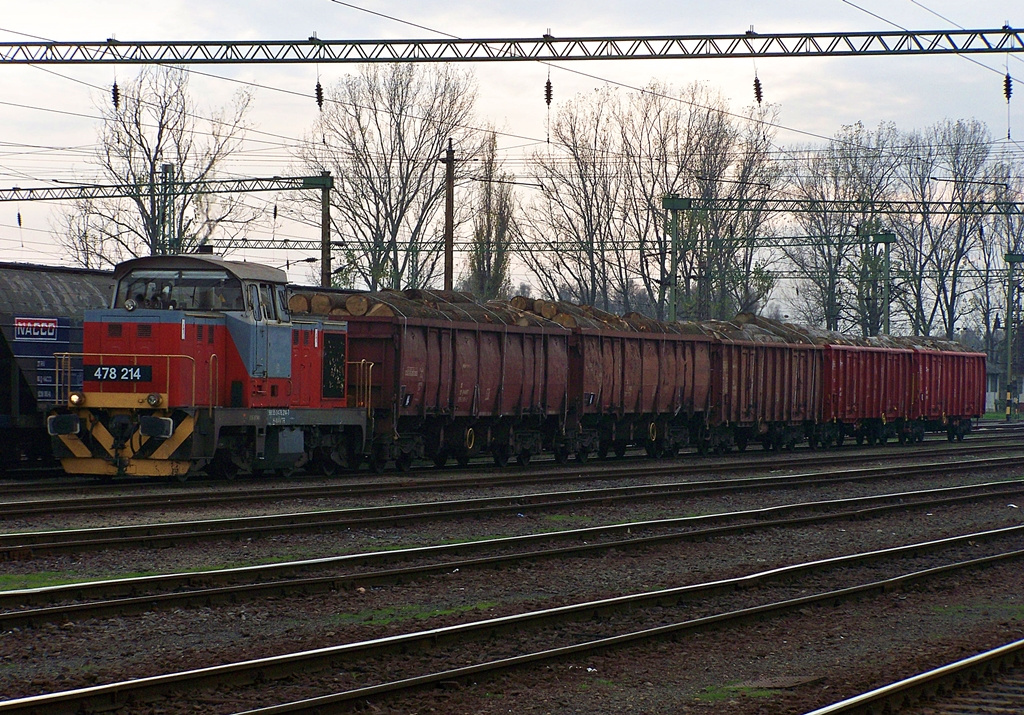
(117, 269, 243, 312)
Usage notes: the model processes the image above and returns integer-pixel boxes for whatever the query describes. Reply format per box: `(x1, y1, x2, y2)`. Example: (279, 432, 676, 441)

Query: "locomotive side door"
(248, 284, 269, 377)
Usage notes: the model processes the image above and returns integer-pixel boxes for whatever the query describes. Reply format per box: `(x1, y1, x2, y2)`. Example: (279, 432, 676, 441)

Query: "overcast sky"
(1, 0, 1022, 275)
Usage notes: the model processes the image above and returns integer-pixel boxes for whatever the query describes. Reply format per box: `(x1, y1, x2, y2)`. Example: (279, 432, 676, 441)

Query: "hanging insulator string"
(1005, 70, 1013, 140)
(111, 80, 120, 111)
(544, 69, 553, 144)
(753, 75, 763, 105)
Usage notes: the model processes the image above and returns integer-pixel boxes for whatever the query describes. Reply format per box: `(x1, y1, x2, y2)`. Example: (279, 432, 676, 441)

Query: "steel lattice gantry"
(1, 28, 1023, 64)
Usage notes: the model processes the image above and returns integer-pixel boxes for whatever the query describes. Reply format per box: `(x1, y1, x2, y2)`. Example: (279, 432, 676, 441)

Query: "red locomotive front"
(48, 254, 366, 479)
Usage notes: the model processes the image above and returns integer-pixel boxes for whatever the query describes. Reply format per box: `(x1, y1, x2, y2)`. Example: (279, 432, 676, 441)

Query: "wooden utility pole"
(442, 138, 455, 291)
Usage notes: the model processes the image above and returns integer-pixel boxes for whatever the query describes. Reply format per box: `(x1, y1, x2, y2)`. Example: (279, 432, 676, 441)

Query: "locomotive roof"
(0, 262, 115, 317)
(114, 254, 287, 284)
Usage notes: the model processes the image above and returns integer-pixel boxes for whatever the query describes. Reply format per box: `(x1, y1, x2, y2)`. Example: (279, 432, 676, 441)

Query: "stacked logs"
(287, 288, 549, 326)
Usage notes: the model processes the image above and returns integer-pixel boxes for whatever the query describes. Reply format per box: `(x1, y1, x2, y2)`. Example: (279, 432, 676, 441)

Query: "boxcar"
(0, 262, 114, 467)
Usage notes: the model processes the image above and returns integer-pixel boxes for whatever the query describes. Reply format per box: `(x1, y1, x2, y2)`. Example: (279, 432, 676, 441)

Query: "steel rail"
(2, 529, 1021, 715)
(1, 455, 1021, 558)
(2, 481, 1023, 629)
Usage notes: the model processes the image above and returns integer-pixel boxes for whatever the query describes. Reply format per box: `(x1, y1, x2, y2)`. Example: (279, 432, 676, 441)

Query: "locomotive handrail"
(347, 359, 374, 416)
(208, 353, 219, 419)
(54, 352, 197, 409)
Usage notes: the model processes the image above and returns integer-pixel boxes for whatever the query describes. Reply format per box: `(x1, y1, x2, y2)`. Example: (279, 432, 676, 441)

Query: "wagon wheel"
(575, 448, 590, 464)
(598, 441, 610, 459)
(395, 452, 414, 472)
(553, 445, 570, 464)
(432, 450, 449, 468)
(613, 441, 628, 458)
(516, 449, 532, 467)
(456, 451, 471, 467)
(735, 434, 749, 452)
(368, 446, 388, 474)
(492, 445, 510, 468)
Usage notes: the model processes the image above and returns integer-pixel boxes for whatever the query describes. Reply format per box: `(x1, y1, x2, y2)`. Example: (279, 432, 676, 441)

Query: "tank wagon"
(47, 254, 987, 479)
(0, 262, 114, 469)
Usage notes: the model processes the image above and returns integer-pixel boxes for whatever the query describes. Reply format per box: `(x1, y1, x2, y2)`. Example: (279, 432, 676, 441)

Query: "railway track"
(805, 639, 1024, 714)
(3, 477, 1023, 629)
(1, 452, 1021, 558)
(0, 428, 1017, 509)
(1, 525, 1020, 714)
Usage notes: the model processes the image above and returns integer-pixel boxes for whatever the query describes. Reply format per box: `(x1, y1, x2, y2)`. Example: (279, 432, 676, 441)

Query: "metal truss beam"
(667, 196, 1024, 216)
(1, 29, 1022, 64)
(0, 175, 332, 202)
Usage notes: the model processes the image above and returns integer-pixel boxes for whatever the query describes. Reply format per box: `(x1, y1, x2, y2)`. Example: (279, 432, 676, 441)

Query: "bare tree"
(785, 121, 902, 332)
(56, 66, 255, 266)
(458, 130, 516, 300)
(521, 86, 626, 309)
(297, 63, 478, 290)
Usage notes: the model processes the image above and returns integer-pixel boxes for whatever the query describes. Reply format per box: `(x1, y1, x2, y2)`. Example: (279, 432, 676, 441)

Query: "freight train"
(0, 263, 115, 471)
(44, 253, 987, 480)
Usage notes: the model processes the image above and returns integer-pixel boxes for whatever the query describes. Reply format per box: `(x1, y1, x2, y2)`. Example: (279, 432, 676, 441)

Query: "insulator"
(315, 81, 324, 110)
(544, 78, 552, 106)
(1006, 73, 1013, 102)
(112, 81, 120, 110)
(16, 211, 22, 227)
(272, 204, 278, 220)
(753, 76, 763, 105)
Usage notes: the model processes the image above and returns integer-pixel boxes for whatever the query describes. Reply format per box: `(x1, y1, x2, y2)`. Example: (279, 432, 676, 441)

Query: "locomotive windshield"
(115, 269, 245, 312)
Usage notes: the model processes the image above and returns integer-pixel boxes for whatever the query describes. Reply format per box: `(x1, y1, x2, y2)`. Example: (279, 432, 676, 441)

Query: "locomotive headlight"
(68, 392, 85, 407)
(146, 392, 162, 407)
(125, 297, 138, 312)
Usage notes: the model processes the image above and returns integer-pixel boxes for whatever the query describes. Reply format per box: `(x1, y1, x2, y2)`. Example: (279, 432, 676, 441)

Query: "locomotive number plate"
(85, 365, 153, 382)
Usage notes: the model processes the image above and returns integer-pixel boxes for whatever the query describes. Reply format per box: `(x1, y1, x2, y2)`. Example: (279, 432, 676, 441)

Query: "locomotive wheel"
(516, 450, 532, 467)
(208, 455, 239, 481)
(314, 448, 338, 477)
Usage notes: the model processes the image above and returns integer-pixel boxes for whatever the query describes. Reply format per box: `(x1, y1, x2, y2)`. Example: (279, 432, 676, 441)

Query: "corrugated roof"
(0, 262, 115, 317)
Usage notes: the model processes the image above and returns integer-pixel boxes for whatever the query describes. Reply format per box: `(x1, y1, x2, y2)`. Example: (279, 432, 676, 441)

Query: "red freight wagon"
(709, 326, 822, 451)
(820, 345, 914, 447)
(907, 347, 986, 441)
(565, 327, 713, 460)
(345, 313, 570, 470)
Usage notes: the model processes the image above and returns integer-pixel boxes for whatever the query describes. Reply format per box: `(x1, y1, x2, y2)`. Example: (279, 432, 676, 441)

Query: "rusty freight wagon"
(561, 316, 714, 461)
(704, 315, 823, 452)
(343, 291, 570, 471)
